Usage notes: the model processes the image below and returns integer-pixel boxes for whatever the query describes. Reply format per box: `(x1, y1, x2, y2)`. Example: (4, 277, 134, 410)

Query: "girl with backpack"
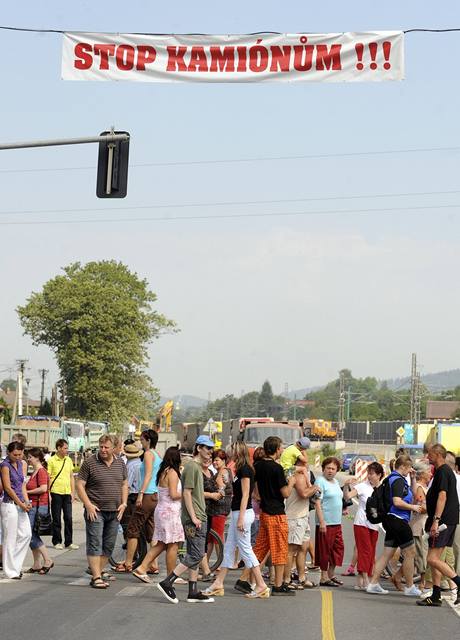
(366, 455, 422, 597)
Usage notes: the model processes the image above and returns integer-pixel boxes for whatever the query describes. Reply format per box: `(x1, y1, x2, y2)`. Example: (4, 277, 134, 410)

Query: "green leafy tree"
(39, 397, 53, 416)
(0, 378, 16, 391)
(17, 261, 176, 428)
(0, 397, 11, 424)
(259, 380, 274, 416)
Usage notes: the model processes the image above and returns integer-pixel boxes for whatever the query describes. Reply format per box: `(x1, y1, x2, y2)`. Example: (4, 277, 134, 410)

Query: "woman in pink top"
(132, 447, 184, 583)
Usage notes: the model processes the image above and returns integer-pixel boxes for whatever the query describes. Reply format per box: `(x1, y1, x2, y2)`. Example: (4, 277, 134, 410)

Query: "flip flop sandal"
(26, 568, 42, 574)
(114, 563, 132, 573)
(320, 580, 340, 587)
(90, 577, 108, 589)
(39, 562, 54, 575)
(303, 581, 318, 589)
(147, 568, 160, 575)
(245, 586, 270, 599)
(101, 571, 116, 581)
(330, 577, 344, 586)
(132, 571, 152, 584)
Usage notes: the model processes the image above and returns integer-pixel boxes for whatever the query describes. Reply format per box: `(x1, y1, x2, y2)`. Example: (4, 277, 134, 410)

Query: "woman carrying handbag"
(26, 448, 54, 574)
(0, 441, 32, 578)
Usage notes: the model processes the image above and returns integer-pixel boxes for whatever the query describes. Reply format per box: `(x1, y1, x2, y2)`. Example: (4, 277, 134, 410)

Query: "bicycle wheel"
(132, 532, 148, 570)
(384, 554, 421, 584)
(207, 528, 224, 573)
(109, 524, 128, 568)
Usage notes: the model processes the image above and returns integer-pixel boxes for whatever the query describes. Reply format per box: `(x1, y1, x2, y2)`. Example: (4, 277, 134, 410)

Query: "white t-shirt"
(354, 480, 379, 531)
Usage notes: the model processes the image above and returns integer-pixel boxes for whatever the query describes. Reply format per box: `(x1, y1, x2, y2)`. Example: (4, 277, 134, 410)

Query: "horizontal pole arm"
(0, 133, 129, 151)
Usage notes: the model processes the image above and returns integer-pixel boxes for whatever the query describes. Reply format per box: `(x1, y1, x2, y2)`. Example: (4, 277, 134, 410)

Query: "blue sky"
(1, 3, 460, 403)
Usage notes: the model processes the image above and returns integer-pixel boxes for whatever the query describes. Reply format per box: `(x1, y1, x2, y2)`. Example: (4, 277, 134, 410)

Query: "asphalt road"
(1, 485, 459, 639)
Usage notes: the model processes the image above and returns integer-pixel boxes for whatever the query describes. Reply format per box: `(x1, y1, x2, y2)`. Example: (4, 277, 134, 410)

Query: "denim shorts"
(84, 510, 119, 557)
(182, 521, 207, 569)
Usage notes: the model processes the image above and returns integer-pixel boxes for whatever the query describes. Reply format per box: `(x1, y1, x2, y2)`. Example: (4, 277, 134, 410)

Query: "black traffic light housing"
(96, 131, 130, 198)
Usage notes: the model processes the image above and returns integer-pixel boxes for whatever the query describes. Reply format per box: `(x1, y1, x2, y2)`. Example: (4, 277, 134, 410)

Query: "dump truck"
(302, 419, 337, 441)
(237, 420, 303, 457)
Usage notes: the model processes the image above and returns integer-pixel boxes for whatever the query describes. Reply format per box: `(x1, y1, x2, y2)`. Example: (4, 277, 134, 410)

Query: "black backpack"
(366, 476, 392, 524)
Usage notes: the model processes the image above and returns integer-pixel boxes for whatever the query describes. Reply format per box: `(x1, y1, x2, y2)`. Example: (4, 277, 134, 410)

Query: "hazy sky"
(1, 3, 460, 403)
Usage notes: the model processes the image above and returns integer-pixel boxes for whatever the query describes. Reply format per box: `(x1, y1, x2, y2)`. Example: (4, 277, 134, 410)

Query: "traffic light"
(96, 131, 130, 198)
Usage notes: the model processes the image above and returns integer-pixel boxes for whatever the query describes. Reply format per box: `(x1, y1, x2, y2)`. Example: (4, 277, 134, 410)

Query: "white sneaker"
(54, 544, 64, 550)
(66, 544, 79, 550)
(404, 585, 422, 597)
(366, 583, 388, 595)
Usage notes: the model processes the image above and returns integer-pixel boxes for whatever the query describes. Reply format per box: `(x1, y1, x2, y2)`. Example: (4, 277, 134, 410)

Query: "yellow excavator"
(132, 400, 174, 438)
(156, 400, 174, 432)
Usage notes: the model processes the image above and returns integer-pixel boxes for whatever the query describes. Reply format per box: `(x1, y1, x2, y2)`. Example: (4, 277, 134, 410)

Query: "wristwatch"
(434, 515, 441, 521)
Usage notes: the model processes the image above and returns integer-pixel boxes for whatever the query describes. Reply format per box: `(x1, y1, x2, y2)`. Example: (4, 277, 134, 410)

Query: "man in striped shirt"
(77, 434, 128, 590)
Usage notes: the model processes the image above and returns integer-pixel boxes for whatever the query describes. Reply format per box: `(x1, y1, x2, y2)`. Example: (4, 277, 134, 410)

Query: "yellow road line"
(321, 590, 336, 640)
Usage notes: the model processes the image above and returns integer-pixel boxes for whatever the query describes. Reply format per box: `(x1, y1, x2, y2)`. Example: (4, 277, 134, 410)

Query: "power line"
(1, 25, 460, 35)
(1, 202, 460, 227)
(1, 145, 460, 175)
(0, 188, 459, 218)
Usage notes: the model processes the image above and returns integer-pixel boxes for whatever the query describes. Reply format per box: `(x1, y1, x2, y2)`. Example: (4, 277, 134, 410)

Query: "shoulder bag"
(35, 459, 67, 536)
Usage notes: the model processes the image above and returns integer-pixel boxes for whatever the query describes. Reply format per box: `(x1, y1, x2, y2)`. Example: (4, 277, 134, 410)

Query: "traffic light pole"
(0, 132, 129, 150)
(0, 130, 130, 198)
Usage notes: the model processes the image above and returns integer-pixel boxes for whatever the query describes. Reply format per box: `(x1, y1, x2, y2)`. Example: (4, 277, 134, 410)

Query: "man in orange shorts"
(252, 436, 296, 595)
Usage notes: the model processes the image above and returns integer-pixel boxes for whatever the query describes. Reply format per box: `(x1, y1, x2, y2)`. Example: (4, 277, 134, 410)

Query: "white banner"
(62, 31, 404, 83)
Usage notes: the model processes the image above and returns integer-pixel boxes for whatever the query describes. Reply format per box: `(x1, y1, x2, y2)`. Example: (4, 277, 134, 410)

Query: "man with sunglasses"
(157, 435, 215, 604)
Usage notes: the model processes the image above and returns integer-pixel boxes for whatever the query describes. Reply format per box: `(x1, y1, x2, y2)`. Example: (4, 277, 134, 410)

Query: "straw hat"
(124, 443, 142, 459)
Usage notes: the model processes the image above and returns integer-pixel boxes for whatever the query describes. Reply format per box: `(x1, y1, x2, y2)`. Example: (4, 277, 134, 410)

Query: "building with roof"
(425, 400, 460, 420)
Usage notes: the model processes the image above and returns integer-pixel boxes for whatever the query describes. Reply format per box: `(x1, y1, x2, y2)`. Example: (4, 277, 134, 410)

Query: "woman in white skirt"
(203, 441, 269, 599)
(0, 441, 32, 578)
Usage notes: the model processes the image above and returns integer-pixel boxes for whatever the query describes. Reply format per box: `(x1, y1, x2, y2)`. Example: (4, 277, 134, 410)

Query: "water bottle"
(422, 523, 447, 541)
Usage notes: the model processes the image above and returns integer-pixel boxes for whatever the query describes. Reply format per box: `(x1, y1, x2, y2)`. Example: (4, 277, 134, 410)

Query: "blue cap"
(298, 437, 311, 449)
(196, 435, 215, 448)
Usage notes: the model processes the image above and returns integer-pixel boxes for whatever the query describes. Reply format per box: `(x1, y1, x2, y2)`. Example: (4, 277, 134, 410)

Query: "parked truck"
(0, 417, 62, 450)
(171, 422, 203, 453)
(0, 416, 109, 459)
(302, 419, 337, 441)
(236, 420, 303, 457)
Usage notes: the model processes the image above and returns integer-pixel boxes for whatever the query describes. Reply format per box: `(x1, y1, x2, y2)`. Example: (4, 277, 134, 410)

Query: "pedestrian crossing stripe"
(116, 586, 146, 597)
(68, 577, 89, 586)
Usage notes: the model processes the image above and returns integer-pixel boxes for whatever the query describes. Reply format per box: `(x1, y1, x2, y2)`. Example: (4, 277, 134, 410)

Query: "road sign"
(96, 130, 130, 198)
(396, 426, 405, 437)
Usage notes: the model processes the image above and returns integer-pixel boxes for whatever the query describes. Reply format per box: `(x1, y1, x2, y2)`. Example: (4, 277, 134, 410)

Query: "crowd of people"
(1, 430, 459, 611)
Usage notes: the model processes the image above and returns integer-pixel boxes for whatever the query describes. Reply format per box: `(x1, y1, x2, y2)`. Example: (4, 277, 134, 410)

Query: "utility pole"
(16, 359, 28, 417)
(284, 382, 289, 420)
(60, 379, 66, 418)
(25, 378, 31, 414)
(346, 387, 352, 421)
(51, 384, 58, 416)
(338, 371, 346, 434)
(415, 372, 421, 427)
(410, 353, 417, 427)
(39, 369, 49, 408)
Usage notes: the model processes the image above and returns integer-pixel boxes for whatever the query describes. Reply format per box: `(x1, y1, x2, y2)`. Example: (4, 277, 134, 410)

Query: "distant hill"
(167, 369, 460, 407)
(285, 369, 460, 399)
(284, 386, 323, 399)
(385, 368, 460, 392)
